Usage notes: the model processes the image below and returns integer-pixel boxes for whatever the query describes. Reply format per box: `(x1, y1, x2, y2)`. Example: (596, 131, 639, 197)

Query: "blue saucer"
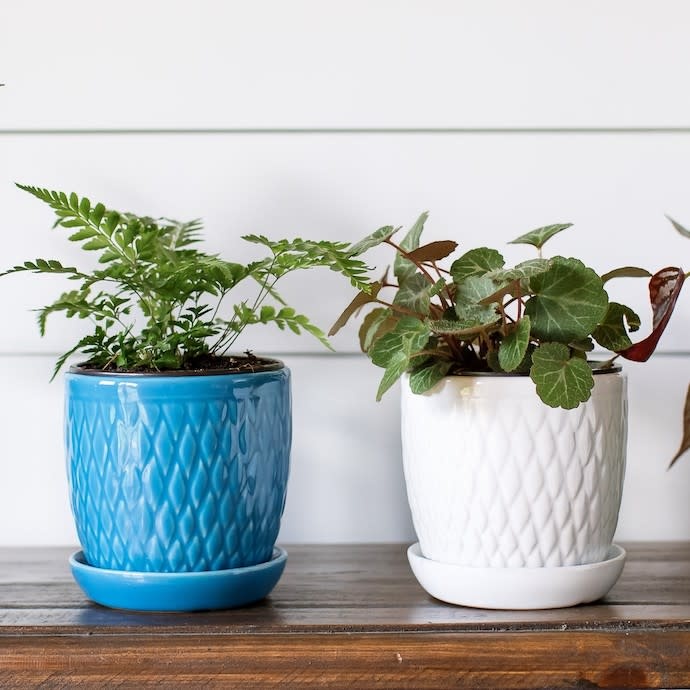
(69, 548, 287, 612)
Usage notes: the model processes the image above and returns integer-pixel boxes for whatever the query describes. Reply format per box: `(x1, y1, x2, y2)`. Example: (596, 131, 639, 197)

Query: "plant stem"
(385, 239, 450, 311)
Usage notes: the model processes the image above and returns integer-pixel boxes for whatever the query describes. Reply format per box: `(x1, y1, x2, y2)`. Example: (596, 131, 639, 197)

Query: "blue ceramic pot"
(65, 362, 291, 573)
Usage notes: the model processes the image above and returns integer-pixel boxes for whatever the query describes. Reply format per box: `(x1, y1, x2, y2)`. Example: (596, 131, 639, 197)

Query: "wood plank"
(1, 544, 688, 631)
(0, 545, 687, 688)
(3, 1, 690, 128)
(0, 632, 688, 689)
(1, 605, 689, 633)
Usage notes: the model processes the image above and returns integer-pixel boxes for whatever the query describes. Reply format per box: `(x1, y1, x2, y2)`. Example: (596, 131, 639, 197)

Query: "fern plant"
(331, 213, 684, 410)
(4, 185, 369, 377)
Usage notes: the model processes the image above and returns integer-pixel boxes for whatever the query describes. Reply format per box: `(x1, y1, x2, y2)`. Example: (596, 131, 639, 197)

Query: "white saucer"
(407, 542, 626, 610)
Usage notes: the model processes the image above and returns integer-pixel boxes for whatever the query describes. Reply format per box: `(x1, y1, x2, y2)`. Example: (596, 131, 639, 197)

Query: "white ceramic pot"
(401, 371, 627, 569)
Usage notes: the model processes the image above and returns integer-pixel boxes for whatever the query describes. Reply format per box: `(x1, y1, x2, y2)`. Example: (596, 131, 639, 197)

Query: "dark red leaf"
(617, 267, 685, 362)
(329, 282, 382, 336)
(405, 240, 458, 264)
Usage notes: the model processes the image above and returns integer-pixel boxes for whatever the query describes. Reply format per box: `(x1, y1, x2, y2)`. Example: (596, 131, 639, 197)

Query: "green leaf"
(600, 266, 652, 283)
(530, 342, 595, 409)
(68, 227, 97, 242)
(300, 319, 334, 351)
(409, 360, 453, 394)
(369, 317, 430, 368)
(509, 223, 572, 250)
(667, 215, 690, 239)
(477, 279, 521, 306)
(525, 257, 608, 342)
(89, 203, 106, 227)
(399, 213, 428, 251)
(359, 308, 398, 352)
(486, 258, 551, 284)
(428, 318, 491, 336)
(592, 302, 641, 351)
(454, 275, 501, 328)
(349, 225, 399, 256)
(498, 316, 531, 372)
(103, 211, 120, 235)
(570, 337, 594, 352)
(450, 248, 505, 283)
(393, 273, 433, 315)
(394, 212, 429, 283)
(454, 306, 501, 331)
(487, 350, 504, 373)
(375, 351, 409, 401)
(243, 235, 372, 291)
(82, 237, 110, 251)
(456, 275, 499, 304)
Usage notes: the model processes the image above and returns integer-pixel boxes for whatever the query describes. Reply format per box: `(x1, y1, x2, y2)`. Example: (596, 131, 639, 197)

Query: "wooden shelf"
(1, 543, 688, 688)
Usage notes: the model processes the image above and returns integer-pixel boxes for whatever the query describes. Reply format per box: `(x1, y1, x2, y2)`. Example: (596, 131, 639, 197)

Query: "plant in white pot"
(3, 184, 368, 612)
(331, 214, 684, 609)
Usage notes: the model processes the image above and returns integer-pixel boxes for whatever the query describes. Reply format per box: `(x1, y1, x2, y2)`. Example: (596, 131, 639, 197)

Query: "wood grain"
(0, 544, 688, 687)
(0, 631, 688, 689)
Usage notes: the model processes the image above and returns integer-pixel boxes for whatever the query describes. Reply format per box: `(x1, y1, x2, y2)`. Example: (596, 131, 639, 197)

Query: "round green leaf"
(450, 248, 505, 283)
(525, 257, 608, 343)
(530, 342, 595, 409)
(369, 317, 430, 368)
(592, 302, 641, 351)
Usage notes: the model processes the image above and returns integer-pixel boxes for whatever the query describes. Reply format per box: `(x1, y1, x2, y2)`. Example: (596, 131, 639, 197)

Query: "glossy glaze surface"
(401, 372, 628, 568)
(69, 547, 288, 611)
(407, 542, 627, 609)
(65, 368, 291, 572)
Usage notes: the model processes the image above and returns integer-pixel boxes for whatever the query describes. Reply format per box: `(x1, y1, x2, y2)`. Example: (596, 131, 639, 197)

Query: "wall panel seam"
(4, 128, 690, 136)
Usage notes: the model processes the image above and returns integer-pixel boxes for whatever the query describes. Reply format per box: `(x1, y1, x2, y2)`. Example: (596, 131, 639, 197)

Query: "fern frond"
(0, 259, 89, 280)
(242, 236, 372, 290)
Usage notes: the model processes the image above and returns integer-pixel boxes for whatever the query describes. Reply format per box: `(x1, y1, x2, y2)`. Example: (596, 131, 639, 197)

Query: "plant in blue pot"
(3, 184, 368, 612)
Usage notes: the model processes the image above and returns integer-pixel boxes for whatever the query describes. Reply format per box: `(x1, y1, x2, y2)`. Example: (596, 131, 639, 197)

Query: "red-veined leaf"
(617, 267, 685, 362)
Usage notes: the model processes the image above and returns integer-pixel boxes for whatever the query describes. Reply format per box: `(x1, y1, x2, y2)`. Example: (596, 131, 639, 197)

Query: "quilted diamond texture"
(401, 372, 627, 568)
(65, 369, 291, 573)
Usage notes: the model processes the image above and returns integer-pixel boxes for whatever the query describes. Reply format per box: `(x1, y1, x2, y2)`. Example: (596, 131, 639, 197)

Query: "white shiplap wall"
(0, 0, 689, 546)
